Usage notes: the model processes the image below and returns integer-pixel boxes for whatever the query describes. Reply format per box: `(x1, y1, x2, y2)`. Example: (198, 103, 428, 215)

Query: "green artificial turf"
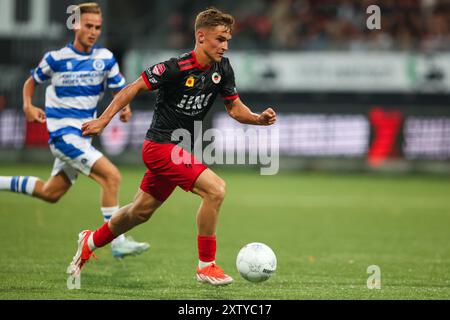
(0, 164, 449, 299)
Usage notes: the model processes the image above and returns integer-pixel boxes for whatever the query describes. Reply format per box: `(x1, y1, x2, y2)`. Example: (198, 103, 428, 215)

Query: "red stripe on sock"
(93, 222, 116, 248)
(198, 235, 216, 262)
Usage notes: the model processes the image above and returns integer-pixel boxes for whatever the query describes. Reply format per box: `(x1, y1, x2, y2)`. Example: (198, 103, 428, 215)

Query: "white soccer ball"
(236, 242, 277, 282)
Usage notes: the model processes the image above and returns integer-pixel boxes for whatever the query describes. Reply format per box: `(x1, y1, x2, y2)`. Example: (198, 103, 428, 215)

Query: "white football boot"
(111, 236, 150, 259)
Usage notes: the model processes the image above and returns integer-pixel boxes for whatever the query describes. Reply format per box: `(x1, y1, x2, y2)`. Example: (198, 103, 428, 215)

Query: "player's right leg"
(89, 156, 151, 258)
(31, 171, 72, 203)
(50, 133, 149, 258)
(67, 189, 162, 276)
(0, 175, 40, 197)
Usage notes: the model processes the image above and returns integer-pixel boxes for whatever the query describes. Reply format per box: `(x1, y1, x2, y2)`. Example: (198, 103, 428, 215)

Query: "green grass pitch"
(0, 164, 449, 299)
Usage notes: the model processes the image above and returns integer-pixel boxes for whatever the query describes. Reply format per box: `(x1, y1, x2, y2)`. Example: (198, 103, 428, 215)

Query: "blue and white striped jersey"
(31, 43, 126, 141)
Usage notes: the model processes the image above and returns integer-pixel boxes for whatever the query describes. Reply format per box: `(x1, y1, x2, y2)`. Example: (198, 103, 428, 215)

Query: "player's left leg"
(190, 168, 233, 285)
(89, 156, 121, 208)
(151, 140, 232, 285)
(191, 168, 226, 237)
(89, 156, 150, 258)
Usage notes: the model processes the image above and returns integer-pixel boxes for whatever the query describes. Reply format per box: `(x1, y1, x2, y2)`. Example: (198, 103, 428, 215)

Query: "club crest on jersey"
(212, 72, 221, 84)
(93, 59, 105, 71)
(185, 76, 195, 87)
(152, 63, 166, 76)
(66, 61, 73, 70)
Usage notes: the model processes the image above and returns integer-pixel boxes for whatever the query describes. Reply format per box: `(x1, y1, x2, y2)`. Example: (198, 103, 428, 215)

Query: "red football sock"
(93, 222, 116, 248)
(198, 235, 216, 262)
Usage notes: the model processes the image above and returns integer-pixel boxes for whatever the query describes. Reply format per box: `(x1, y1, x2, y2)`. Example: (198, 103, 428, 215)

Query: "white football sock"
(0, 176, 38, 195)
(199, 260, 215, 268)
(101, 206, 119, 222)
(101, 206, 125, 244)
(87, 233, 97, 251)
(0, 176, 11, 190)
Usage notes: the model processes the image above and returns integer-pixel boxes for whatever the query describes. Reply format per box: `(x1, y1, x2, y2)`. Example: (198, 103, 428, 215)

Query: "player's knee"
(131, 206, 155, 224)
(106, 170, 122, 188)
(207, 179, 226, 203)
(43, 191, 62, 203)
(135, 210, 152, 223)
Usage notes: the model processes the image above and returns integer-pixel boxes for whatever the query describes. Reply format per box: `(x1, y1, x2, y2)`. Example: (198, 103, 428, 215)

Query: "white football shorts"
(49, 134, 103, 184)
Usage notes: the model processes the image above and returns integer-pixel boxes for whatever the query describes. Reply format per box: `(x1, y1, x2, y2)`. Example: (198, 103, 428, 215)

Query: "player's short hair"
(77, 2, 102, 16)
(195, 7, 234, 32)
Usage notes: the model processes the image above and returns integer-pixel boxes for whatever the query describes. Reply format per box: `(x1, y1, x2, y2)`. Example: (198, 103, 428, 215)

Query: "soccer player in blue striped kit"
(0, 2, 148, 258)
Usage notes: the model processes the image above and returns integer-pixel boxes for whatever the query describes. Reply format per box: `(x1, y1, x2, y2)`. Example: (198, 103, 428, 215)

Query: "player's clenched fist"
(257, 108, 277, 126)
(81, 118, 108, 136)
(120, 105, 132, 123)
(24, 105, 46, 123)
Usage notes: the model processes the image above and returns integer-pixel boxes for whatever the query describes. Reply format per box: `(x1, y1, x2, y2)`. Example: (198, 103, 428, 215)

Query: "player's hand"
(257, 108, 276, 125)
(23, 105, 46, 123)
(120, 105, 132, 123)
(81, 118, 109, 136)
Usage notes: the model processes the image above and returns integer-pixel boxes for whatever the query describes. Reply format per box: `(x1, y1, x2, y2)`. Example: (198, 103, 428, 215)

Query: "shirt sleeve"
(30, 52, 54, 85)
(106, 55, 126, 92)
(220, 60, 239, 104)
(141, 59, 179, 91)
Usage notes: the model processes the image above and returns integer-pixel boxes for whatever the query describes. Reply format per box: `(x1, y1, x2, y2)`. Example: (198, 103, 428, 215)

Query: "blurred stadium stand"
(0, 0, 449, 173)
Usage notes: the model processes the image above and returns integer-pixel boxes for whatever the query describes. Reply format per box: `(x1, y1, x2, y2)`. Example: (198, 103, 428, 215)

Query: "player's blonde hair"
(195, 7, 234, 32)
(77, 2, 102, 16)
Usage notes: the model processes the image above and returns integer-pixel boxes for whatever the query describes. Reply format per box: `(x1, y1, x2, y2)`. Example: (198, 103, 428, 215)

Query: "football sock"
(101, 206, 118, 222)
(198, 235, 216, 268)
(0, 176, 38, 196)
(101, 206, 125, 243)
(89, 222, 117, 251)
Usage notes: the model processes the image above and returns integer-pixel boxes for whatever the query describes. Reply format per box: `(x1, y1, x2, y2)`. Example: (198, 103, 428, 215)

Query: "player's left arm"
(111, 90, 132, 123)
(225, 98, 276, 126)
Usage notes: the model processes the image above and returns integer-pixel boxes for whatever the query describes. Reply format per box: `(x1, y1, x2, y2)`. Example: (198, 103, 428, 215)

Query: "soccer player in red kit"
(67, 7, 276, 286)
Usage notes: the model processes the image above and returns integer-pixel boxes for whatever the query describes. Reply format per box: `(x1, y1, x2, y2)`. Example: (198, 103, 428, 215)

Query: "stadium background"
(0, 0, 449, 300)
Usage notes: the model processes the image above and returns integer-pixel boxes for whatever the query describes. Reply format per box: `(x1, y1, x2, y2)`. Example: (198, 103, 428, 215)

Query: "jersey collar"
(191, 50, 212, 70)
(67, 43, 96, 56)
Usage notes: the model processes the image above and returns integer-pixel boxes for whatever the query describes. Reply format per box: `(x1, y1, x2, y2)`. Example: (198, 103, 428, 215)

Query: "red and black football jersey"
(141, 50, 239, 144)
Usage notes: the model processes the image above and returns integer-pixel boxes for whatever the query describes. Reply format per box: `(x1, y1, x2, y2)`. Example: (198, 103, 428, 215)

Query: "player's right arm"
(22, 76, 46, 123)
(24, 51, 55, 123)
(82, 77, 148, 136)
(83, 60, 177, 136)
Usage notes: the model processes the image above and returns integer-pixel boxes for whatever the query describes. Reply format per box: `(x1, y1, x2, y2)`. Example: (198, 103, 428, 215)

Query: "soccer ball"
(236, 242, 277, 282)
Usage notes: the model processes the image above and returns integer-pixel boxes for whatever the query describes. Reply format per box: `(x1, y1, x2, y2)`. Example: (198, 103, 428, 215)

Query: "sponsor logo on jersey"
(152, 63, 166, 76)
(177, 93, 214, 112)
(93, 59, 105, 71)
(148, 76, 157, 84)
(212, 72, 221, 84)
(185, 76, 195, 87)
